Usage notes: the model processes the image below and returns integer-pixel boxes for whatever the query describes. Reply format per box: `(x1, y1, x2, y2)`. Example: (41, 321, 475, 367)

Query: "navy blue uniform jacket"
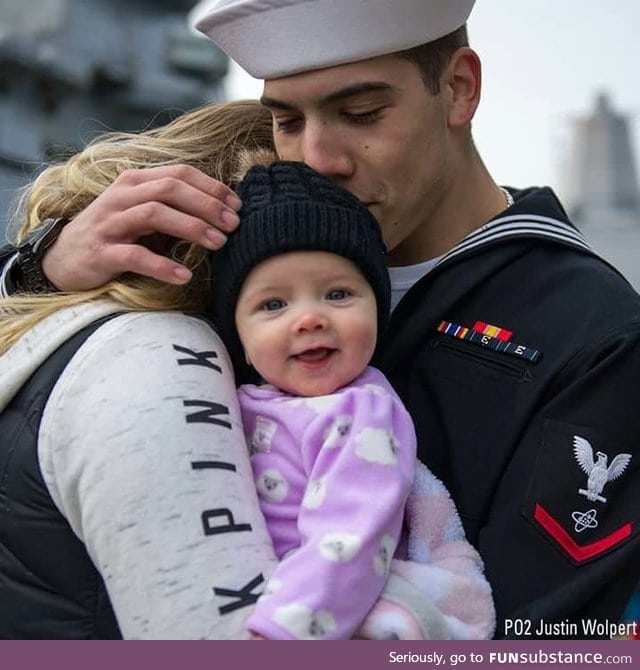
(378, 186, 640, 638)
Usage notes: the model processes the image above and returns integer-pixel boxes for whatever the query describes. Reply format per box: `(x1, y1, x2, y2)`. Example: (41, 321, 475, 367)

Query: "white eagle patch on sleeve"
(573, 435, 632, 504)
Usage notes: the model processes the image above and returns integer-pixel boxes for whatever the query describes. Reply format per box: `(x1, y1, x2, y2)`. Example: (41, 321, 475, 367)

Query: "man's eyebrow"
(260, 82, 394, 110)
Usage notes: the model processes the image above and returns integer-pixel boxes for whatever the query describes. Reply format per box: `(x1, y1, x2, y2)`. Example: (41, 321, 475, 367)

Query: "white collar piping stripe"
(435, 214, 592, 270)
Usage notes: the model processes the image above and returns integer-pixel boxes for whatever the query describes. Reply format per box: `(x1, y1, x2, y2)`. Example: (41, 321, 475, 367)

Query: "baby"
(212, 160, 494, 640)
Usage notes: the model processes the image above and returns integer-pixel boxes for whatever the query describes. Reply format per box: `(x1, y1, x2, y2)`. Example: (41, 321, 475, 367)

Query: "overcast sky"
(223, 0, 640, 198)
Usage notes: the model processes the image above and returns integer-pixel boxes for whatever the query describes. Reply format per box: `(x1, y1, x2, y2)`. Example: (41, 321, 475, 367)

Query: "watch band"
(15, 217, 69, 294)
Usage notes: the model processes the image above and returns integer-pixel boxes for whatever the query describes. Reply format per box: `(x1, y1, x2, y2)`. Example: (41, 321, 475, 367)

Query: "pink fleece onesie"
(240, 366, 416, 640)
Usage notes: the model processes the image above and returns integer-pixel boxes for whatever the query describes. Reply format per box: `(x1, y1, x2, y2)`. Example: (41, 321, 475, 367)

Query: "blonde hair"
(0, 100, 275, 353)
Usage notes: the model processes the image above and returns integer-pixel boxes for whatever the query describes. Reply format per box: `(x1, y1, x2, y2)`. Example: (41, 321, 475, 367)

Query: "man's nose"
(299, 121, 354, 180)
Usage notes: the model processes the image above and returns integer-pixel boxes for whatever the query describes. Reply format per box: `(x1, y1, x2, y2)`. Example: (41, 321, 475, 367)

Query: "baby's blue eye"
(326, 289, 350, 301)
(261, 298, 285, 311)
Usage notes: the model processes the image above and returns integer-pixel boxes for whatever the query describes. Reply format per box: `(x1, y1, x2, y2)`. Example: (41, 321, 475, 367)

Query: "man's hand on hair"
(41, 164, 242, 291)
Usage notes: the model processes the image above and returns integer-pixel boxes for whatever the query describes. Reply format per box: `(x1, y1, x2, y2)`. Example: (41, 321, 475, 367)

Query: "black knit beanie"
(211, 161, 390, 377)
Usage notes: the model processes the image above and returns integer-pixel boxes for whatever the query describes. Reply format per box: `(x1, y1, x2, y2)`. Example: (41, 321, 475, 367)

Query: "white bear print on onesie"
(255, 468, 288, 503)
(273, 603, 337, 640)
(355, 427, 399, 465)
(322, 414, 352, 448)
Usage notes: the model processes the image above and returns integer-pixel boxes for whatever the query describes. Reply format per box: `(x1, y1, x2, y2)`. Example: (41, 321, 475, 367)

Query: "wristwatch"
(14, 217, 69, 293)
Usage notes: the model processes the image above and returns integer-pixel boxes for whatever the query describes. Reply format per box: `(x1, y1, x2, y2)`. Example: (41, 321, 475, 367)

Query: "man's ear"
(444, 47, 481, 129)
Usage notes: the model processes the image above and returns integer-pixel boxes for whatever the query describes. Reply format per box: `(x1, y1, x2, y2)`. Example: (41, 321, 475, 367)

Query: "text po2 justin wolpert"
(504, 618, 637, 638)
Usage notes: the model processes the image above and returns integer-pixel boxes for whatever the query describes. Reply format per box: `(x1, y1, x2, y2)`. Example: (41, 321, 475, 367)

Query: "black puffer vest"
(0, 317, 121, 639)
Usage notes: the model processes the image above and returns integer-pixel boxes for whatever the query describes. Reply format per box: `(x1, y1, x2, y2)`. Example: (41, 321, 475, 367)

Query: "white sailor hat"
(189, 0, 476, 79)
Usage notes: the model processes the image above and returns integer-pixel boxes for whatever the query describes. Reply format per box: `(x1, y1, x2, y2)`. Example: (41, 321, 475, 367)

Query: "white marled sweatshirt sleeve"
(38, 311, 277, 639)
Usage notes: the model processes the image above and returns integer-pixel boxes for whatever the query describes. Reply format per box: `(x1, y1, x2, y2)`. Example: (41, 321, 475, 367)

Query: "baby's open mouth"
(294, 347, 335, 363)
